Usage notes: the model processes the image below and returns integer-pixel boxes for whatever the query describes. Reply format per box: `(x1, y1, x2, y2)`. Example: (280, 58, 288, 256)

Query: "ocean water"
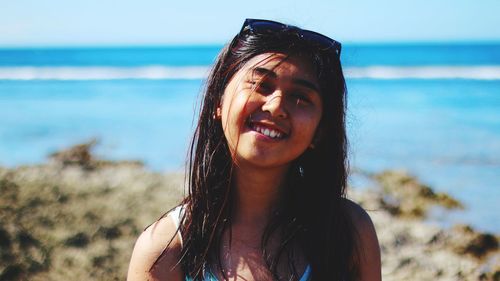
(0, 44, 499, 232)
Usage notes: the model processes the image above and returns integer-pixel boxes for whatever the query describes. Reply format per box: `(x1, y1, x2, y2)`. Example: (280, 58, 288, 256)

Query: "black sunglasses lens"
(245, 20, 286, 33)
(300, 32, 341, 54)
(241, 19, 341, 56)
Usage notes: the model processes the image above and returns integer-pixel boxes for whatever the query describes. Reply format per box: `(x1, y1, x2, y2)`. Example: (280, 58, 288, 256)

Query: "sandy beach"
(0, 142, 498, 280)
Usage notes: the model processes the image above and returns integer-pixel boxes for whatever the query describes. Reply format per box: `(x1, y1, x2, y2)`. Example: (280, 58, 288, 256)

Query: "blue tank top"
(170, 206, 312, 281)
(184, 265, 311, 281)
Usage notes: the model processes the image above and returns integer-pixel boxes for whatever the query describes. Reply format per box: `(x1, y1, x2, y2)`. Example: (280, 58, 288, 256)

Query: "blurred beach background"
(1, 0, 499, 280)
(1, 44, 500, 233)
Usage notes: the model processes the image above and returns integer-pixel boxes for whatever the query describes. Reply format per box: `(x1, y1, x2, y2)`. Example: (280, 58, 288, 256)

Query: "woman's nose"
(261, 91, 288, 118)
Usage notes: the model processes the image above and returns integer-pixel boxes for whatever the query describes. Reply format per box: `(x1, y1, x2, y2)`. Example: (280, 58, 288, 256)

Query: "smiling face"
(217, 53, 323, 170)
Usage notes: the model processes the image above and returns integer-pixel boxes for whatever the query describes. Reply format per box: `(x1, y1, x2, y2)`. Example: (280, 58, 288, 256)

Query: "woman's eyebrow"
(252, 67, 320, 93)
(252, 67, 277, 78)
(292, 79, 320, 93)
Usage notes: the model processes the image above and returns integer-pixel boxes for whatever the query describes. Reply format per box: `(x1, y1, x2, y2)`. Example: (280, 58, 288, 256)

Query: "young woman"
(128, 19, 381, 281)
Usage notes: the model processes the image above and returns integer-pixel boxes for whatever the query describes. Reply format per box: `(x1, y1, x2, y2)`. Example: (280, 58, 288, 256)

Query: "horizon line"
(1, 39, 500, 50)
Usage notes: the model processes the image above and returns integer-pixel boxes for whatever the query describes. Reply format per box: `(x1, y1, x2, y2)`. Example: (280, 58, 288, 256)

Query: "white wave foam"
(0, 66, 211, 80)
(1, 65, 500, 81)
(345, 66, 500, 80)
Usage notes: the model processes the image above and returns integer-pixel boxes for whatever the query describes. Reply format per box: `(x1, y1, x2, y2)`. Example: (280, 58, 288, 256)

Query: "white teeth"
(251, 124, 284, 139)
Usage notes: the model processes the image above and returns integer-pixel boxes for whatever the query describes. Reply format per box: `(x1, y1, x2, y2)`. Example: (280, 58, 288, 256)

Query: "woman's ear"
(214, 106, 222, 120)
(310, 127, 323, 149)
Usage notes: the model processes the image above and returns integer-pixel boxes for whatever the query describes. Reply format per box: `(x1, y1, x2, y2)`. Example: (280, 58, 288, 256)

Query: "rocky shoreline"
(349, 170, 499, 280)
(0, 142, 498, 280)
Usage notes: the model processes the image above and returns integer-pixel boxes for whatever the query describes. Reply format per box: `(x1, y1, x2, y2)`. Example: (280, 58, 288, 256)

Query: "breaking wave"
(0, 66, 210, 80)
(1, 65, 500, 80)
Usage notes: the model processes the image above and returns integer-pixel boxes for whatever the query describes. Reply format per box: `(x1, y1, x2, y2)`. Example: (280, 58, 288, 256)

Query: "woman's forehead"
(240, 53, 318, 84)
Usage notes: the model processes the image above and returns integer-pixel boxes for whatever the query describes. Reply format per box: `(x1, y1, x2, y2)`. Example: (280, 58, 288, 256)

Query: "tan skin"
(127, 53, 381, 281)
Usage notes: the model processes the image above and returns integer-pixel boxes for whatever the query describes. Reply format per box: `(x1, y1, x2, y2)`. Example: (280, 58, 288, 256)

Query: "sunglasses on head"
(239, 18, 342, 57)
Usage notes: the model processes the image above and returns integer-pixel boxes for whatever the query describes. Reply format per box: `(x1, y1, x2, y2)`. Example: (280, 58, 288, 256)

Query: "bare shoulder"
(127, 211, 184, 281)
(341, 198, 374, 229)
(341, 198, 382, 281)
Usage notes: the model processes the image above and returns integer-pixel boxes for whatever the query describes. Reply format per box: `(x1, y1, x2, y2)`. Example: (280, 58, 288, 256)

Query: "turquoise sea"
(0, 44, 499, 232)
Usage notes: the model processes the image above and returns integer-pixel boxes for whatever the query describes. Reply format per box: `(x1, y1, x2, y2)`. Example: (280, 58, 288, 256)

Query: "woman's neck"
(232, 163, 289, 228)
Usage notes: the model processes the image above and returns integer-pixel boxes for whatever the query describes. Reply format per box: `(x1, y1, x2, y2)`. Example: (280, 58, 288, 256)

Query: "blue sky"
(1, 0, 499, 46)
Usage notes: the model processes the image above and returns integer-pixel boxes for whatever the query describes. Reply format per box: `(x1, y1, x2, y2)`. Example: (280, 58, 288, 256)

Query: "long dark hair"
(177, 22, 359, 280)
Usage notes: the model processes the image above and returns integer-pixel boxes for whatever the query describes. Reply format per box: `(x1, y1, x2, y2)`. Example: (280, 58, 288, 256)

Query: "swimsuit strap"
(299, 264, 311, 281)
(169, 205, 185, 247)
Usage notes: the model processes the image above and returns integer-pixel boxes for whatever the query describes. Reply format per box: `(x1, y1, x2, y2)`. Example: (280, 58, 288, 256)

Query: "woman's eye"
(289, 92, 311, 105)
(248, 80, 274, 94)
